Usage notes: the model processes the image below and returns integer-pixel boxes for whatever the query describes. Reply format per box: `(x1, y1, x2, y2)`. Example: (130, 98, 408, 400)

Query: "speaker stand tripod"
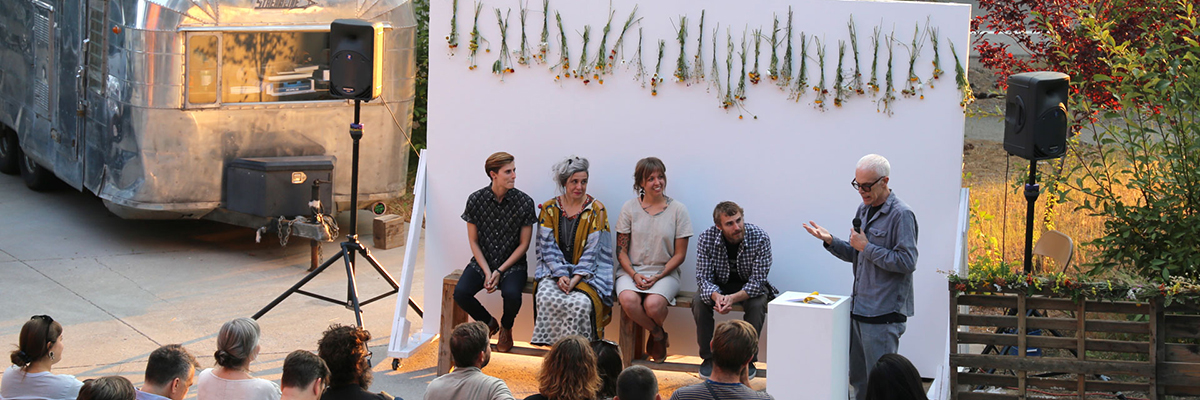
(253, 100, 417, 327)
(1022, 158, 1039, 274)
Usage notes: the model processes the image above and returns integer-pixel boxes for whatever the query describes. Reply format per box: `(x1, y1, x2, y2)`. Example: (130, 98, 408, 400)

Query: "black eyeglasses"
(31, 315, 55, 342)
(850, 176, 885, 192)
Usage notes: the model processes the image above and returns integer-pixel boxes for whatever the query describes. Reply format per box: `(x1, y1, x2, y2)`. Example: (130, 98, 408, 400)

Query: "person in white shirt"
(136, 344, 199, 400)
(2, 315, 85, 400)
(424, 322, 515, 400)
(196, 318, 280, 400)
(279, 351, 328, 400)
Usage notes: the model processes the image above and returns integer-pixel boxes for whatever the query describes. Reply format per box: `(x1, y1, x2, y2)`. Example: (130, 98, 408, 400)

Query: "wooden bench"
(439, 269, 765, 378)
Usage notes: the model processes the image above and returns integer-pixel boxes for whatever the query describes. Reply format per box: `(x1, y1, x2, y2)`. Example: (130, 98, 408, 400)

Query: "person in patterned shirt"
(691, 201, 776, 379)
(454, 152, 538, 353)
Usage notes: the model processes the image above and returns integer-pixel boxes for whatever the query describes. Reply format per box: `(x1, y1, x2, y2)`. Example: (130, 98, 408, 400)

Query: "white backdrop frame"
(426, 0, 970, 377)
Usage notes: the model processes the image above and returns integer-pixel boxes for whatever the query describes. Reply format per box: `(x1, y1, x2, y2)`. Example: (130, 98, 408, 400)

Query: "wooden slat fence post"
(1149, 299, 1164, 400)
(1017, 292, 1027, 399)
(949, 287, 959, 400)
(1076, 299, 1086, 399)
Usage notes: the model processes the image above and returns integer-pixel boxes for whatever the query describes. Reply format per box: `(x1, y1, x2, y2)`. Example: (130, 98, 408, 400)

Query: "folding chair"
(1033, 230, 1074, 273)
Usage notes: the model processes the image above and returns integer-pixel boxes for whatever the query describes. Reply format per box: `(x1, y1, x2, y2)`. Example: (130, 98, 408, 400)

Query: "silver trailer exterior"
(0, 0, 415, 220)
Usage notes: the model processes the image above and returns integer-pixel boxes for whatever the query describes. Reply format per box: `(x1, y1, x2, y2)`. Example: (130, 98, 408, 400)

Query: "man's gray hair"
(551, 156, 590, 193)
(857, 154, 891, 178)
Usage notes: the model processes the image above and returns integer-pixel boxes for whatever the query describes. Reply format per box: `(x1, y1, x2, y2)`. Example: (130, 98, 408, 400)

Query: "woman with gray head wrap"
(531, 156, 615, 346)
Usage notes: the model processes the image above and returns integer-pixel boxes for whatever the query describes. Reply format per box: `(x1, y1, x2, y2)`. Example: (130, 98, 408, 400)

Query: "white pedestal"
(767, 291, 851, 400)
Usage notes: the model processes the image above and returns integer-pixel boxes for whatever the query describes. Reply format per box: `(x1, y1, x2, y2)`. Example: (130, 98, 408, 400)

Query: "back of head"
(865, 354, 928, 400)
(145, 344, 200, 387)
(711, 320, 757, 374)
(592, 340, 622, 399)
(214, 318, 260, 369)
(9, 315, 62, 369)
(615, 365, 658, 400)
(538, 336, 600, 400)
(78, 376, 136, 400)
(318, 324, 372, 390)
(449, 322, 489, 369)
(282, 350, 330, 390)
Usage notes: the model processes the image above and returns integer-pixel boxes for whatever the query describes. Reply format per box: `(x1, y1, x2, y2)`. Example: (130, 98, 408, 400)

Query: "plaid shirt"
(695, 223, 777, 305)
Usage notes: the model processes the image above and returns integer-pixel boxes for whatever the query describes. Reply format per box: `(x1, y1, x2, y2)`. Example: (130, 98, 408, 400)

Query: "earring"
(638, 187, 645, 198)
(48, 351, 55, 361)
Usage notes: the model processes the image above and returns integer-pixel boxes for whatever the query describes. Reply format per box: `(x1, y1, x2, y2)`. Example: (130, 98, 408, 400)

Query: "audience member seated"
(317, 325, 394, 400)
(532, 156, 614, 347)
(197, 318, 280, 400)
(667, 321, 772, 400)
(280, 350, 330, 400)
(592, 340, 622, 400)
(424, 322, 515, 400)
(78, 376, 136, 400)
(137, 344, 200, 400)
(864, 354, 928, 400)
(614, 365, 659, 400)
(2, 315, 85, 400)
(525, 336, 601, 400)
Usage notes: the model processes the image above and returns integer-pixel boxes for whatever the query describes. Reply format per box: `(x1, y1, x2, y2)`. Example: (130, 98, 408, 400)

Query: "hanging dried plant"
(551, 11, 569, 79)
(468, 1, 489, 70)
(611, 7, 641, 67)
(516, 2, 531, 65)
(929, 25, 943, 88)
(632, 27, 648, 87)
(734, 30, 753, 118)
(750, 28, 762, 84)
(848, 16, 864, 95)
(694, 10, 706, 83)
(768, 16, 780, 81)
(813, 37, 827, 111)
(777, 7, 794, 90)
(652, 39, 665, 95)
(868, 25, 881, 96)
(536, 0, 549, 63)
(578, 25, 592, 84)
(593, 8, 615, 79)
(492, 8, 514, 79)
(878, 31, 897, 116)
(950, 40, 974, 107)
(834, 41, 850, 107)
(447, 0, 459, 52)
(710, 25, 720, 94)
(723, 29, 734, 109)
(900, 23, 926, 99)
(788, 32, 807, 101)
(674, 16, 690, 82)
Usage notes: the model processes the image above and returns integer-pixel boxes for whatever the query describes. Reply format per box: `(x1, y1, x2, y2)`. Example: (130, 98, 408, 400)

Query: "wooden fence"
(949, 283, 1200, 399)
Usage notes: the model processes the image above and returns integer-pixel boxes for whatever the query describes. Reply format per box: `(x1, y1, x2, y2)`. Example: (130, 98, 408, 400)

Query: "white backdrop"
(426, 0, 970, 378)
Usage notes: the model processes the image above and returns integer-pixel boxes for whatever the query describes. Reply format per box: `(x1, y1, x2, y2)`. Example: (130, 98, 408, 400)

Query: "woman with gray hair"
(530, 156, 615, 346)
(196, 318, 280, 400)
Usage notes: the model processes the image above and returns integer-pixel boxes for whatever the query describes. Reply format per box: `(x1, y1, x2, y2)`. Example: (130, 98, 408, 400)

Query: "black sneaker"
(747, 362, 757, 379)
(699, 358, 713, 379)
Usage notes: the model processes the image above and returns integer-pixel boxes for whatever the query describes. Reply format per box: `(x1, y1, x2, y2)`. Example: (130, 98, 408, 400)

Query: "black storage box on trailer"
(226, 156, 336, 218)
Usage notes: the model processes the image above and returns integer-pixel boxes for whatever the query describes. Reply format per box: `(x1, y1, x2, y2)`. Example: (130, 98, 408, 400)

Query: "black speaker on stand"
(254, 19, 422, 329)
(1003, 71, 1069, 274)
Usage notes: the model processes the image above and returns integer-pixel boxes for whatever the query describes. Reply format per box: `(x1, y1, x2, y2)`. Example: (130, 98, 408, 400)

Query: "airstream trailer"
(0, 0, 415, 240)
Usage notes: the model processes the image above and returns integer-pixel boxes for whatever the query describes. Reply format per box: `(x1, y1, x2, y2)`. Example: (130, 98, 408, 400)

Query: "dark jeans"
(453, 267, 527, 329)
(691, 281, 768, 361)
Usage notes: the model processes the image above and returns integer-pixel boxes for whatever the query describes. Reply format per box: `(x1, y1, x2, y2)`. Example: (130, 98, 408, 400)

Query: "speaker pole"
(1023, 159, 1039, 274)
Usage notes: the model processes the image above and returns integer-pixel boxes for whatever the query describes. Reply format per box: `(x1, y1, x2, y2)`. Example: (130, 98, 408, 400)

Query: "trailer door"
(79, 0, 107, 192)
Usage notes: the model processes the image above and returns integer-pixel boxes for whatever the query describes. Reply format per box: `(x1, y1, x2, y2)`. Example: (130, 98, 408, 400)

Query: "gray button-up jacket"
(825, 191, 919, 317)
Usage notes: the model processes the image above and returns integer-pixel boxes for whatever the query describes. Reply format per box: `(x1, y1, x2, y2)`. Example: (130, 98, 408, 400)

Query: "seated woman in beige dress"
(614, 157, 693, 363)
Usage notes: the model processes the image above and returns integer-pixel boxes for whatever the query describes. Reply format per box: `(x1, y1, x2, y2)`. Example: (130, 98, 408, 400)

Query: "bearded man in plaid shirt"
(692, 201, 777, 380)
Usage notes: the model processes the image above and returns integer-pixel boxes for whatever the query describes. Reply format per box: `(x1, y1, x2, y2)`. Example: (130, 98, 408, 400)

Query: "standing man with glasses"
(802, 154, 919, 400)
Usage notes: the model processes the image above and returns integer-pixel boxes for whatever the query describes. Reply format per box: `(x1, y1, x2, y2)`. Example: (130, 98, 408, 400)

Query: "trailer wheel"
(19, 151, 57, 191)
(0, 127, 18, 175)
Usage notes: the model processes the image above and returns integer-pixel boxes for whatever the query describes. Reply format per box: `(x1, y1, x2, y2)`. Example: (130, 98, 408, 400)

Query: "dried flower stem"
(834, 41, 850, 107)
(633, 27, 647, 86)
(694, 10, 706, 83)
(468, 1, 488, 70)
(652, 39, 665, 95)
(516, 2, 531, 65)
(674, 16, 690, 82)
(723, 29, 734, 109)
(578, 25, 592, 83)
(611, 7, 641, 66)
(813, 37, 827, 111)
(710, 25, 720, 94)
(768, 16, 780, 81)
(552, 12, 569, 79)
(750, 29, 762, 84)
(878, 31, 897, 116)
(868, 25, 881, 95)
(593, 9, 615, 77)
(536, 0, 549, 63)
(778, 7, 794, 89)
(950, 40, 974, 107)
(736, 30, 748, 101)
(448, 0, 459, 51)
(788, 32, 808, 101)
(901, 23, 926, 99)
(493, 8, 514, 79)
(929, 26, 943, 87)
(849, 16, 864, 95)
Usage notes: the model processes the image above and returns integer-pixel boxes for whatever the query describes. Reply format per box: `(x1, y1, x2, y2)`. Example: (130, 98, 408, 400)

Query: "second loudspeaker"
(329, 19, 384, 101)
(1004, 71, 1069, 160)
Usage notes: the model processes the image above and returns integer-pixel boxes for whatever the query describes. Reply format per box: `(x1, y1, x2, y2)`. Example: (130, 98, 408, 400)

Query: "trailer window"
(186, 35, 219, 105)
(220, 32, 334, 103)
